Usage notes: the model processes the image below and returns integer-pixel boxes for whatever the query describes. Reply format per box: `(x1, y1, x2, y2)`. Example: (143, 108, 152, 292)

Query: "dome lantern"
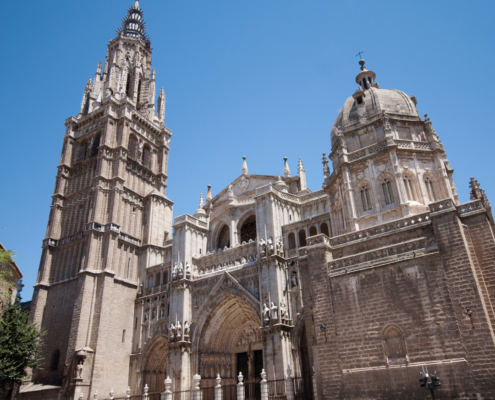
(355, 59, 378, 91)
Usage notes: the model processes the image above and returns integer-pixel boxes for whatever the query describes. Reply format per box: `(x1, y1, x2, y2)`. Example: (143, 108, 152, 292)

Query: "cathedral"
(22, 1, 495, 399)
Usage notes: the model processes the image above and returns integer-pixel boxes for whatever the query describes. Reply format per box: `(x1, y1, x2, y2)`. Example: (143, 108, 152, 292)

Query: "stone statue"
(228, 184, 234, 197)
(170, 323, 177, 342)
(193, 266, 199, 279)
(276, 238, 284, 256)
(263, 303, 270, 322)
(291, 272, 298, 288)
(176, 321, 182, 341)
(185, 262, 191, 279)
(178, 262, 184, 279)
(144, 309, 149, 322)
(267, 237, 274, 255)
(160, 305, 165, 318)
(184, 321, 190, 340)
(76, 360, 84, 378)
(270, 302, 278, 320)
(172, 263, 178, 281)
(137, 142, 143, 158)
(259, 239, 266, 257)
(280, 301, 289, 321)
(152, 308, 157, 320)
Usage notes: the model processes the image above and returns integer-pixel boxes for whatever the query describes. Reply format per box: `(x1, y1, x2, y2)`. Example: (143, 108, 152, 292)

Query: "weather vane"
(355, 51, 365, 59)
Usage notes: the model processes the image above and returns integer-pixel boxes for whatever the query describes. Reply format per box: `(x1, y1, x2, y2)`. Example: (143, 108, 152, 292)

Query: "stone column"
(191, 374, 201, 400)
(215, 374, 223, 400)
(285, 366, 295, 400)
(342, 166, 359, 231)
(260, 370, 268, 400)
(161, 377, 172, 400)
(237, 372, 245, 400)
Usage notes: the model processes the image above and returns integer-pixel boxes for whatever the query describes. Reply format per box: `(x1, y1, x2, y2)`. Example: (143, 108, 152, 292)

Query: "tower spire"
(242, 156, 248, 175)
(116, 0, 149, 42)
(283, 157, 290, 178)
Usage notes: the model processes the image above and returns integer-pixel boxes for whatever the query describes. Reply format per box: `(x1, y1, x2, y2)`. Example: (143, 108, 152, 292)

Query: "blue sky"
(2, 0, 494, 301)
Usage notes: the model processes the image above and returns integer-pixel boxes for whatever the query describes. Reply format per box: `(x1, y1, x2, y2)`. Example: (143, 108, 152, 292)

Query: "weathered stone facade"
(20, 2, 495, 399)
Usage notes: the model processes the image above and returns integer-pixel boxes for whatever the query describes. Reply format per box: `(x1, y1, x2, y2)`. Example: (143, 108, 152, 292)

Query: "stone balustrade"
(194, 240, 258, 276)
(174, 214, 208, 229)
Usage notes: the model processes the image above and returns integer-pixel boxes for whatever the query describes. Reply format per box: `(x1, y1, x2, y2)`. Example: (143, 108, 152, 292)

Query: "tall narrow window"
(360, 187, 372, 212)
(382, 179, 395, 205)
(127, 258, 131, 278)
(50, 349, 60, 372)
(143, 145, 152, 170)
(320, 223, 330, 237)
(122, 330, 126, 343)
(288, 233, 296, 250)
(298, 230, 307, 247)
(425, 177, 435, 202)
(90, 134, 100, 157)
(128, 135, 138, 159)
(403, 176, 415, 201)
(125, 73, 132, 97)
(136, 80, 142, 104)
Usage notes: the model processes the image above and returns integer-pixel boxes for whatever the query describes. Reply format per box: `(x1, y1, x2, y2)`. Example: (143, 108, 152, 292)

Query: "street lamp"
(419, 370, 441, 399)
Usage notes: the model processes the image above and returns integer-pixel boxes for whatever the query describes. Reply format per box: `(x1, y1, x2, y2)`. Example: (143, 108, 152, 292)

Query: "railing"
(457, 199, 484, 215)
(267, 379, 286, 399)
(329, 212, 431, 247)
(396, 140, 431, 150)
(194, 240, 258, 276)
(143, 283, 169, 296)
(174, 214, 208, 229)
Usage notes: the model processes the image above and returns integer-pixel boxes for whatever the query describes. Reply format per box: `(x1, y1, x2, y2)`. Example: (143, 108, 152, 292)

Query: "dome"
(331, 61, 420, 146)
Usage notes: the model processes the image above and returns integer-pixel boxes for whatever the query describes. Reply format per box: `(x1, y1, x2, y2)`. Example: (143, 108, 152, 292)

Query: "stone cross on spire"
(298, 158, 307, 191)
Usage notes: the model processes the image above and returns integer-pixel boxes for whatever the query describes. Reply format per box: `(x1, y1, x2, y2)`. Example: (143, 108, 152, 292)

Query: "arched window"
(403, 176, 416, 201)
(298, 230, 307, 247)
(217, 225, 230, 249)
(142, 145, 152, 170)
(75, 141, 87, 163)
(360, 186, 372, 212)
(240, 215, 257, 243)
(425, 177, 436, 203)
(148, 275, 153, 289)
(136, 79, 142, 104)
(320, 223, 330, 237)
(125, 72, 132, 97)
(383, 326, 407, 360)
(309, 226, 317, 237)
(288, 233, 296, 250)
(90, 134, 100, 157)
(50, 349, 60, 372)
(128, 135, 138, 160)
(382, 179, 395, 205)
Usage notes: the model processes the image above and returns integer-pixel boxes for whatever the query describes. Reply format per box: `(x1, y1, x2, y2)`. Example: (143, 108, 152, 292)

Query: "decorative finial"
(199, 194, 204, 207)
(283, 157, 290, 178)
(96, 61, 102, 75)
(242, 156, 248, 175)
(134, 0, 140, 10)
(206, 185, 212, 201)
(116, 0, 149, 41)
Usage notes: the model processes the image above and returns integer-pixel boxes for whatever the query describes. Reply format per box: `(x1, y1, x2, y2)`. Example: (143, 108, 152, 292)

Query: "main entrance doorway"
(236, 350, 262, 400)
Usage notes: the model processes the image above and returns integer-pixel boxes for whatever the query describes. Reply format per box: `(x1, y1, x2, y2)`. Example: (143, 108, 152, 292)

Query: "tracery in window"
(360, 186, 372, 212)
(142, 144, 152, 170)
(403, 176, 416, 201)
(382, 179, 395, 205)
(128, 135, 138, 159)
(425, 177, 436, 203)
(240, 215, 257, 243)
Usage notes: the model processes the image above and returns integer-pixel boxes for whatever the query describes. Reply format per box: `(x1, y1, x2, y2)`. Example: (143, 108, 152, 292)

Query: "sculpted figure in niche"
(144, 309, 149, 322)
(280, 301, 289, 321)
(172, 263, 178, 281)
(137, 142, 143, 159)
(228, 184, 234, 197)
(259, 239, 266, 257)
(160, 305, 165, 318)
(152, 308, 157, 320)
(176, 321, 182, 341)
(76, 360, 84, 378)
(291, 271, 298, 288)
(263, 303, 270, 322)
(178, 262, 184, 279)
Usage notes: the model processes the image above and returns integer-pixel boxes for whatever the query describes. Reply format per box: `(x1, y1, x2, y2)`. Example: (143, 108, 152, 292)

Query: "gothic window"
(403, 176, 416, 201)
(382, 179, 395, 205)
(122, 330, 126, 343)
(142, 145, 152, 170)
(383, 326, 407, 360)
(217, 225, 230, 249)
(320, 223, 330, 237)
(90, 134, 100, 157)
(136, 79, 142, 104)
(75, 141, 87, 163)
(50, 349, 60, 372)
(148, 275, 153, 289)
(425, 177, 436, 203)
(125, 72, 132, 97)
(288, 233, 296, 250)
(240, 215, 257, 243)
(128, 135, 138, 159)
(360, 186, 372, 212)
(309, 226, 317, 237)
(127, 258, 131, 278)
(298, 230, 307, 247)
(83, 94, 90, 115)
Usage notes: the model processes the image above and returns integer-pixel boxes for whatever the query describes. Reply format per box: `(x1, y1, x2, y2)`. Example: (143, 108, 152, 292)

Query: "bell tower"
(29, 1, 173, 399)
